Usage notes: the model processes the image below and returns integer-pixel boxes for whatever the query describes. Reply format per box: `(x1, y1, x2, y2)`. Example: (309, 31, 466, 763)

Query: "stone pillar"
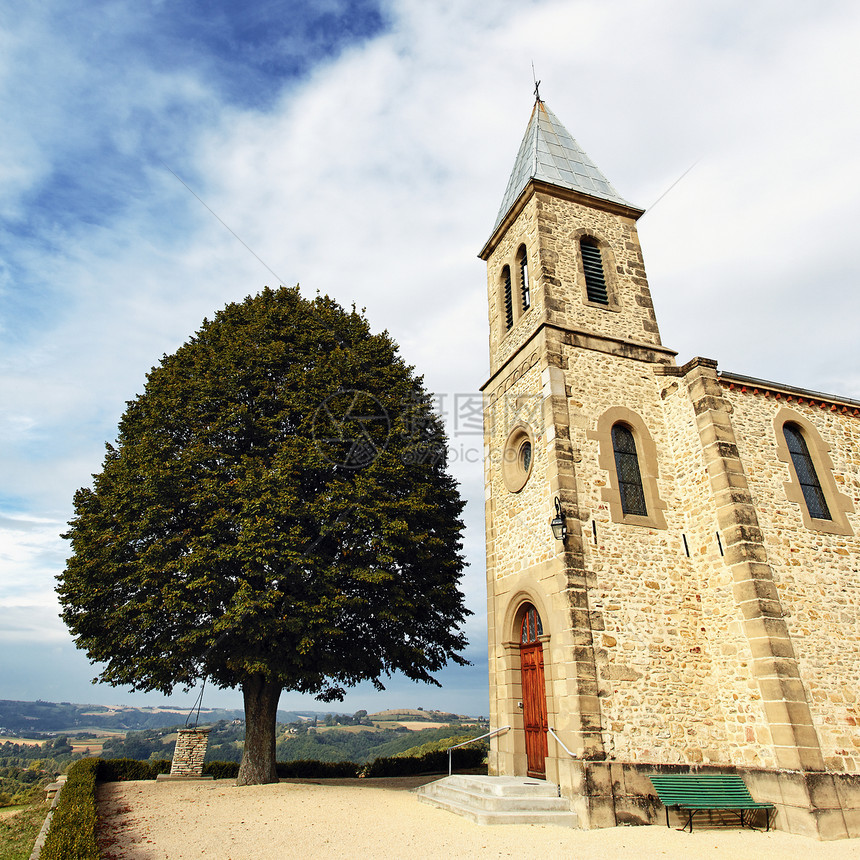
(169, 728, 211, 777)
(542, 342, 604, 761)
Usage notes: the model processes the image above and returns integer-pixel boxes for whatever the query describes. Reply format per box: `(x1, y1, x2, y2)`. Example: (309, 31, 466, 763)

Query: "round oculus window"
(502, 424, 535, 493)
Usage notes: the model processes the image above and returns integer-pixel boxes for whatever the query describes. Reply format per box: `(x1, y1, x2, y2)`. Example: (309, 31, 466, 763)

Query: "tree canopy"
(57, 286, 469, 783)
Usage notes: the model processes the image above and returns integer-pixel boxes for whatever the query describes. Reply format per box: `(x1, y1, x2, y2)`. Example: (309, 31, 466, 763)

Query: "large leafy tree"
(58, 286, 469, 785)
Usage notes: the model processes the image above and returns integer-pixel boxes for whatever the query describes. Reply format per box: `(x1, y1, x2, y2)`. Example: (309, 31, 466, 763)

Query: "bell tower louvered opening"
(502, 266, 514, 330)
(518, 245, 530, 312)
(581, 239, 609, 305)
(579, 239, 609, 305)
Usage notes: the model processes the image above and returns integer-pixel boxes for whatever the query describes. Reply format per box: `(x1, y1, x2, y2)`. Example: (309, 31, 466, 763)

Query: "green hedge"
(201, 749, 485, 780)
(96, 758, 171, 781)
(278, 760, 360, 778)
(202, 760, 240, 779)
(39, 758, 100, 860)
(362, 745, 485, 777)
(202, 760, 363, 779)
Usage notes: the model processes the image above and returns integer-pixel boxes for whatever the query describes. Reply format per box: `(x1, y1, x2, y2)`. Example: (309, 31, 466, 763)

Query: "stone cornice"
(480, 320, 677, 392)
(478, 179, 645, 261)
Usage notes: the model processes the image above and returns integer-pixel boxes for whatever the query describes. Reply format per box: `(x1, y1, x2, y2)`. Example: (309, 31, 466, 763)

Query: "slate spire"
(492, 99, 637, 233)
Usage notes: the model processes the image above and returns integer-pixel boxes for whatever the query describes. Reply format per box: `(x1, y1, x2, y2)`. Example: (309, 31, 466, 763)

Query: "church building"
(479, 97, 860, 839)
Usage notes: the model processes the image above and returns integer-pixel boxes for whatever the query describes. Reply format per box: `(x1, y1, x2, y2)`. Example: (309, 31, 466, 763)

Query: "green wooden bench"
(649, 774, 774, 833)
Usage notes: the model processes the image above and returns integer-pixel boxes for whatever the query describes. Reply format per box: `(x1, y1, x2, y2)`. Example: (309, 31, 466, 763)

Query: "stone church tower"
(479, 98, 860, 839)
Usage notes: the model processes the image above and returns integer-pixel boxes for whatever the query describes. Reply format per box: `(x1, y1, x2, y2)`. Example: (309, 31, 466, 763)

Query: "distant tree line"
(93, 720, 484, 766)
(0, 699, 247, 734)
(274, 724, 483, 765)
(0, 737, 79, 807)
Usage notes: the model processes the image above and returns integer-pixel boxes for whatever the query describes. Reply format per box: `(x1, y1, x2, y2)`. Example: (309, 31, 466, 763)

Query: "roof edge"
(719, 371, 860, 413)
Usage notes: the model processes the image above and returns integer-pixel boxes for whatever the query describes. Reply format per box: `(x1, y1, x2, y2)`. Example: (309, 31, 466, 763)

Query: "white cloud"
(0, 602, 68, 643)
(0, 511, 66, 556)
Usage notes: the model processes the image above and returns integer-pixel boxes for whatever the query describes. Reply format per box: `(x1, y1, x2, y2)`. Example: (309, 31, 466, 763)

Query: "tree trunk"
(237, 674, 281, 785)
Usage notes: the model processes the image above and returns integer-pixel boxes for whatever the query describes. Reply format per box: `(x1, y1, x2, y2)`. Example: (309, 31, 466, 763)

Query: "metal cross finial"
(531, 61, 542, 103)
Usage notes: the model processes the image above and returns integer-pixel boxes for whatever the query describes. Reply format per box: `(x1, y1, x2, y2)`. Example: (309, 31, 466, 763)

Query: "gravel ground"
(96, 777, 859, 860)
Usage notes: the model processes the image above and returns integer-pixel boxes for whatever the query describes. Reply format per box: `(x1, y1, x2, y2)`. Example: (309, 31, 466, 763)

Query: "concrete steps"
(416, 775, 577, 827)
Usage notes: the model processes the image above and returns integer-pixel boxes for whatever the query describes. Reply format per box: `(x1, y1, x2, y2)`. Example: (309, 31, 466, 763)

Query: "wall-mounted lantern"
(550, 497, 567, 542)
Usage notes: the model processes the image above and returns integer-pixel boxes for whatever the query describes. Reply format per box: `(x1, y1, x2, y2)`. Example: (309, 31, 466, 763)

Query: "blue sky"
(2, 0, 859, 717)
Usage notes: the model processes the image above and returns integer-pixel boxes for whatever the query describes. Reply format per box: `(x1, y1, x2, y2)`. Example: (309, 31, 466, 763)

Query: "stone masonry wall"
(485, 361, 554, 580)
(723, 384, 860, 770)
(487, 340, 791, 769)
(533, 192, 661, 348)
(485, 197, 543, 375)
(569, 349, 753, 766)
(484, 333, 552, 769)
(485, 321, 608, 765)
(657, 372, 778, 768)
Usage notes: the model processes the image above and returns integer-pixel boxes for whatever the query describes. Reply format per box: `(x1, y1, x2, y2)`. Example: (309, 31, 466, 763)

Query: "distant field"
(371, 713, 427, 721)
(1, 730, 126, 755)
(68, 735, 120, 755)
(58, 727, 126, 736)
(311, 725, 387, 734)
(79, 706, 223, 718)
(296, 720, 462, 734)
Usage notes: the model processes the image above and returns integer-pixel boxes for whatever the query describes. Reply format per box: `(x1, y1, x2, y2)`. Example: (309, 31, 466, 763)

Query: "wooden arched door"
(520, 605, 548, 778)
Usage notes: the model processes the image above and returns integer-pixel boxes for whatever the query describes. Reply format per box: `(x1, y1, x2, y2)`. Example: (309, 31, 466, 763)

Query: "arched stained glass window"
(612, 424, 647, 517)
(581, 238, 609, 305)
(784, 423, 832, 520)
(521, 606, 543, 644)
